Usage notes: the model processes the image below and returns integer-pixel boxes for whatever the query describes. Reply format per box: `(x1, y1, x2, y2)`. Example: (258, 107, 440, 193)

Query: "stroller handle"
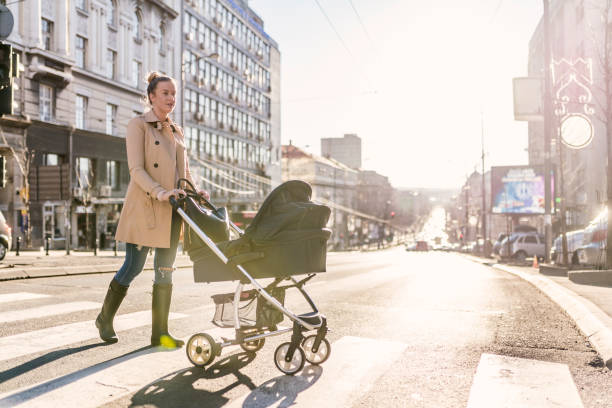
(174, 179, 244, 236)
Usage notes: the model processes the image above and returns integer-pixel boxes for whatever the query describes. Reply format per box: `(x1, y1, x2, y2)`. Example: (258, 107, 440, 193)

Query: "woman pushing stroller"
(95, 71, 208, 348)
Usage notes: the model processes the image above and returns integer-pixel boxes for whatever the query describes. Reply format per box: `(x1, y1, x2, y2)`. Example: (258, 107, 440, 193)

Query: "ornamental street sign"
(560, 113, 593, 149)
(0, 6, 14, 39)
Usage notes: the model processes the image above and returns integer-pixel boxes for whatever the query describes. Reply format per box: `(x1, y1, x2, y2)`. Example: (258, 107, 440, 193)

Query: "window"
(75, 36, 87, 68)
(76, 157, 92, 188)
(39, 83, 53, 121)
(76, 0, 86, 10)
(106, 103, 117, 135)
(525, 236, 537, 244)
(131, 59, 141, 87)
(42, 153, 59, 166)
(107, 49, 117, 79)
(159, 24, 166, 53)
(134, 10, 142, 41)
(107, 0, 117, 26)
(41, 18, 53, 51)
(106, 160, 119, 189)
(75, 95, 87, 129)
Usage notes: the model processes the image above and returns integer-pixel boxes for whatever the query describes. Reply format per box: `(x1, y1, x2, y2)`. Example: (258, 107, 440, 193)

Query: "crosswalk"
(0, 291, 587, 407)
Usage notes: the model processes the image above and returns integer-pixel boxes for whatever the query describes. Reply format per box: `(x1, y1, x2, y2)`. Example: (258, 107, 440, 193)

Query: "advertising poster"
(491, 166, 553, 214)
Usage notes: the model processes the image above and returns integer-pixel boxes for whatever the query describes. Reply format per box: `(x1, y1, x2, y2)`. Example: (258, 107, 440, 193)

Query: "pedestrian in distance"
(95, 71, 209, 348)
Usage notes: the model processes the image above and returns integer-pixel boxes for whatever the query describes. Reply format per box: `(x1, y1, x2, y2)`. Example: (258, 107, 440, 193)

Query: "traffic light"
(0, 155, 6, 188)
(390, 211, 395, 218)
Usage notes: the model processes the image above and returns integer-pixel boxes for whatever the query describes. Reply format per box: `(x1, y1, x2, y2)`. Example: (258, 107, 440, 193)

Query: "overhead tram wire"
(197, 174, 256, 195)
(194, 155, 273, 185)
(312, 0, 375, 89)
(192, 157, 260, 190)
(347, 0, 373, 43)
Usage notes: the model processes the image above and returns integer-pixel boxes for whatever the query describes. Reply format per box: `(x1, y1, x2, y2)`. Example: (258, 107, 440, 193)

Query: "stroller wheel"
(302, 335, 331, 365)
(274, 342, 305, 375)
(186, 333, 216, 367)
(240, 337, 265, 353)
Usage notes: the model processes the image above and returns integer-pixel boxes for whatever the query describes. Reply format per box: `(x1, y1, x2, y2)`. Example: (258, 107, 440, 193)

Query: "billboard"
(491, 166, 552, 215)
(512, 77, 543, 122)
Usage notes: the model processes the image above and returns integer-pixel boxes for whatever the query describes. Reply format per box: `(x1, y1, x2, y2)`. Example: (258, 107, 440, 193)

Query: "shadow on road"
(240, 364, 322, 408)
(0, 341, 114, 384)
(129, 352, 258, 408)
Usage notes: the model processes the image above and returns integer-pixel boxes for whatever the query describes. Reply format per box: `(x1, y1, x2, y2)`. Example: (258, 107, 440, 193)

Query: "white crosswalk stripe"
(226, 336, 407, 408)
(467, 353, 584, 408)
(0, 301, 101, 323)
(0, 292, 50, 304)
(0, 334, 407, 408)
(0, 311, 187, 363)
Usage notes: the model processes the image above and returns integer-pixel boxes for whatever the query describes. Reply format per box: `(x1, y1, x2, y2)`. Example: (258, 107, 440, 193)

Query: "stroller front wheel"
(274, 342, 305, 375)
(302, 335, 331, 365)
(186, 333, 217, 367)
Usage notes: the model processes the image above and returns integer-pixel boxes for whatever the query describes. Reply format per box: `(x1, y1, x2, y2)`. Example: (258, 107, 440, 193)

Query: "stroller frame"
(172, 195, 330, 375)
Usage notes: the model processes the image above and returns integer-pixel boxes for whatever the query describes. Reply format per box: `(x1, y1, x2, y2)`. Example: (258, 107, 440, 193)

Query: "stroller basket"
(211, 287, 286, 329)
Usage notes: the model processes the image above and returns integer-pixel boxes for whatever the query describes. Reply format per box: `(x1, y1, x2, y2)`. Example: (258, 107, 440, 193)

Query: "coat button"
(154, 163, 158, 168)
(155, 141, 159, 145)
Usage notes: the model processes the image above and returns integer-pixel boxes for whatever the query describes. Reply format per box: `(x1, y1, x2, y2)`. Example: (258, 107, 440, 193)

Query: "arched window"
(107, 0, 117, 26)
(159, 23, 166, 52)
(134, 10, 143, 41)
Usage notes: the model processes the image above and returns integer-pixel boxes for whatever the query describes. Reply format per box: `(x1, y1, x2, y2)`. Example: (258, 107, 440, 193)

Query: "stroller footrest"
(297, 312, 322, 326)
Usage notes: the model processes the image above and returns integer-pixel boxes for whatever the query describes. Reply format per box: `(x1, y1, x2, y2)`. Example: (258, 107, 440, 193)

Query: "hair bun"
(146, 71, 162, 84)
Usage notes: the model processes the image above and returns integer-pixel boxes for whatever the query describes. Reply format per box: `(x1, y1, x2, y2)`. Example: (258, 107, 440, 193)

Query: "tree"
(0, 126, 33, 247)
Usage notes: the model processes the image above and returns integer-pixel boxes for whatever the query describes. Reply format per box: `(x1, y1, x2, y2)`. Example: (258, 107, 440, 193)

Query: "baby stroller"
(171, 179, 332, 375)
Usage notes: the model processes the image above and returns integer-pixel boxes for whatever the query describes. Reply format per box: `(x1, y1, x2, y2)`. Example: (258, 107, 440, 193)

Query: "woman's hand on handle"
(197, 189, 210, 200)
(157, 189, 186, 202)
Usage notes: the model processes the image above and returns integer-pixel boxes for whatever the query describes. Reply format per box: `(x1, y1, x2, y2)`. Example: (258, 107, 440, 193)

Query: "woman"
(95, 72, 208, 348)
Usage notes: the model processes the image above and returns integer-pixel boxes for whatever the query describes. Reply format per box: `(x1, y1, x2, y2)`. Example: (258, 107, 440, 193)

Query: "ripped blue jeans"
(113, 210, 181, 286)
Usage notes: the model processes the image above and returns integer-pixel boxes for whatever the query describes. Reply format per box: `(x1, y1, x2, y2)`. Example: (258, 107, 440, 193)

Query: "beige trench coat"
(115, 110, 195, 248)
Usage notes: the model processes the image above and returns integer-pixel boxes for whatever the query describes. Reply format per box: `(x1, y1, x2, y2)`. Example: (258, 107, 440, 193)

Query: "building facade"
(528, 0, 607, 231)
(181, 0, 281, 217)
(1, 0, 181, 249)
(320, 133, 362, 170)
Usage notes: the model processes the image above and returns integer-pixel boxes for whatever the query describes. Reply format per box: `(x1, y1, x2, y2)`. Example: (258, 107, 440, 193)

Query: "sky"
(248, 0, 543, 190)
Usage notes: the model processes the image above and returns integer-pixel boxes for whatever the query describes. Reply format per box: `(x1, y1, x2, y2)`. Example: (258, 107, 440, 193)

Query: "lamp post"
(542, 0, 553, 263)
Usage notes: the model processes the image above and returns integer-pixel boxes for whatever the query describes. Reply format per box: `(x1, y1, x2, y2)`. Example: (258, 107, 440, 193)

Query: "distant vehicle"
(492, 233, 508, 255)
(498, 232, 545, 262)
(415, 241, 429, 251)
(0, 211, 11, 261)
(577, 209, 607, 267)
(550, 230, 584, 265)
(405, 242, 417, 251)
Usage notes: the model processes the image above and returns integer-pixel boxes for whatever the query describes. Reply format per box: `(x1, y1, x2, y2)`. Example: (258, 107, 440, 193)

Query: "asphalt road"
(0, 248, 611, 407)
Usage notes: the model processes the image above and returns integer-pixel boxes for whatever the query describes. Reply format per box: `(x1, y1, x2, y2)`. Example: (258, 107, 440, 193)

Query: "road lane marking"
(467, 353, 584, 408)
(0, 326, 239, 408)
(0, 311, 187, 362)
(226, 336, 407, 408)
(0, 293, 50, 304)
(0, 301, 101, 323)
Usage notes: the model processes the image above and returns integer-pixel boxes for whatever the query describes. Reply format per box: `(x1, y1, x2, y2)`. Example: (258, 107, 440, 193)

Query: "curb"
(491, 263, 612, 370)
(569, 270, 612, 286)
(539, 263, 569, 277)
(0, 261, 193, 282)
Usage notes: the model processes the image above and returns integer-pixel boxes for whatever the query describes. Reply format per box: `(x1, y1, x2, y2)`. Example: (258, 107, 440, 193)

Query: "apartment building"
(0, 0, 181, 249)
(180, 0, 281, 215)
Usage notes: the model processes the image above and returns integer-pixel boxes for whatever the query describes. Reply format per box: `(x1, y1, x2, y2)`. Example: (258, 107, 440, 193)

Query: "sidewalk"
(465, 254, 612, 370)
(0, 249, 193, 281)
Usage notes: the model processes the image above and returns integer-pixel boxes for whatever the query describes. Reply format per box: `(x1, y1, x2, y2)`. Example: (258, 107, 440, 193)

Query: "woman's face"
(149, 80, 176, 116)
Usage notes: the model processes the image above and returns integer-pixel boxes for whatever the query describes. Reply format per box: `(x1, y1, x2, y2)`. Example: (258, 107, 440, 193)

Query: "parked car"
(0, 211, 11, 261)
(577, 209, 607, 267)
(550, 229, 584, 265)
(498, 232, 545, 261)
(415, 241, 429, 251)
(492, 233, 508, 255)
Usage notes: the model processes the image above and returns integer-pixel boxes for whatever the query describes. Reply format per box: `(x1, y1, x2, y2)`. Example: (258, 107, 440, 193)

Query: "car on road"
(577, 209, 607, 267)
(415, 241, 429, 251)
(498, 232, 545, 262)
(0, 210, 11, 261)
(492, 233, 508, 255)
(550, 229, 584, 265)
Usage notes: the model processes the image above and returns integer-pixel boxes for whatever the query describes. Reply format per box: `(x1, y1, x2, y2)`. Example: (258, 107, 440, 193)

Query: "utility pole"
(542, 0, 553, 263)
(481, 112, 487, 256)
